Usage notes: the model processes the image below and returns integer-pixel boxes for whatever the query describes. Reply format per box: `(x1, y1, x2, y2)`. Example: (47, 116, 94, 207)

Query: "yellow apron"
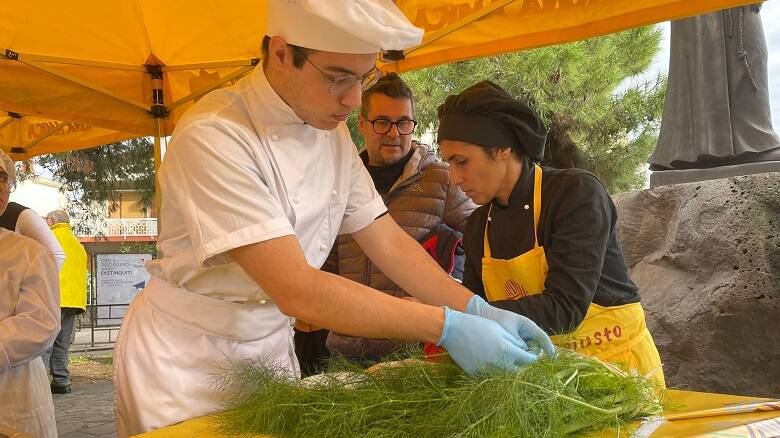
(481, 164, 665, 386)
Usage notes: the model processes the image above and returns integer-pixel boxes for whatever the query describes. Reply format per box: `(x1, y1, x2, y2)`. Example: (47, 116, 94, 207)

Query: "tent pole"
(154, 122, 162, 236)
(148, 58, 167, 240)
(23, 120, 69, 153)
(0, 116, 14, 131)
(2, 49, 144, 71)
(20, 59, 150, 112)
(17, 117, 22, 152)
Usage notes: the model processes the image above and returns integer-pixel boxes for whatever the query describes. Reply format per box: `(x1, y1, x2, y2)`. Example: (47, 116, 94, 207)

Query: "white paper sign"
(95, 253, 151, 325)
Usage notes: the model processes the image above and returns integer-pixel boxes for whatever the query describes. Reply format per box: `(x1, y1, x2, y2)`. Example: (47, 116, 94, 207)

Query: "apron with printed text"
(481, 164, 665, 386)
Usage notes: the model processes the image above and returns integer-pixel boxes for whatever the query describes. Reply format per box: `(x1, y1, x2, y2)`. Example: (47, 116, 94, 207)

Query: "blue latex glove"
(437, 307, 540, 375)
(465, 295, 556, 359)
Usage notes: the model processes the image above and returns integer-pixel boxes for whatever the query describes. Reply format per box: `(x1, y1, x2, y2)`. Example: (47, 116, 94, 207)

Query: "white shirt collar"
(248, 67, 306, 126)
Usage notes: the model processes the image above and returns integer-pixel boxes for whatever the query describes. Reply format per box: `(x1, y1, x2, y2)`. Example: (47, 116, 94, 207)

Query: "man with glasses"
(294, 73, 476, 371)
(114, 2, 553, 434)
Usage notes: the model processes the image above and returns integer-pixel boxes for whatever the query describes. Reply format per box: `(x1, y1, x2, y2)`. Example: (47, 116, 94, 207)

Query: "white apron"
(0, 356, 57, 438)
(113, 277, 298, 437)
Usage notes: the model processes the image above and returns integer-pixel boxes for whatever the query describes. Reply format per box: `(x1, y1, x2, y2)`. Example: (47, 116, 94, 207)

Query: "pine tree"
(398, 26, 666, 193)
(35, 137, 155, 235)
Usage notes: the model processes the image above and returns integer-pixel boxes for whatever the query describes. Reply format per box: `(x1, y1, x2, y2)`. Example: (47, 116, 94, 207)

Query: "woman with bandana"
(437, 81, 665, 385)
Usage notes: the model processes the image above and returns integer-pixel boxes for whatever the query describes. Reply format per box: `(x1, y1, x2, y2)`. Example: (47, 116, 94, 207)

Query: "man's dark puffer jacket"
(324, 143, 476, 361)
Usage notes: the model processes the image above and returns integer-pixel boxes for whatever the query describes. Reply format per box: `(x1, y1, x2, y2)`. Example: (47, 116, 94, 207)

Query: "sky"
(645, 2, 780, 131)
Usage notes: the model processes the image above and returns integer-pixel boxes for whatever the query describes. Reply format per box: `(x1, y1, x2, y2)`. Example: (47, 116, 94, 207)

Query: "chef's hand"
(465, 295, 556, 358)
(437, 307, 540, 375)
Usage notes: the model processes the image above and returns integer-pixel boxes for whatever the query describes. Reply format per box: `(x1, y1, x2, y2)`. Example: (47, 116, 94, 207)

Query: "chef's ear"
(266, 36, 295, 70)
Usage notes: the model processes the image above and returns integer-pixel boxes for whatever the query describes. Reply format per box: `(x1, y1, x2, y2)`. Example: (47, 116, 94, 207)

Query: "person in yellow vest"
(437, 81, 665, 386)
(43, 209, 88, 394)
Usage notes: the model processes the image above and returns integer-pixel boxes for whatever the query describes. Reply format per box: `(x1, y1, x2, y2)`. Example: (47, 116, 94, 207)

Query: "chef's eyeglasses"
(293, 47, 382, 96)
(0, 174, 16, 193)
(362, 116, 417, 135)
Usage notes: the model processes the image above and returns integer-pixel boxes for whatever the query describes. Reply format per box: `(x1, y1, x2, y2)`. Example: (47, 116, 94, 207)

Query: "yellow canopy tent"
(1, 1, 266, 169)
(1, 0, 756, 163)
(389, 0, 759, 72)
(0, 112, 132, 160)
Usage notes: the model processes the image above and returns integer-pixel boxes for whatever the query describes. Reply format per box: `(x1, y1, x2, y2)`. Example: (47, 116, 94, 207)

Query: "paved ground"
(53, 376, 116, 438)
(53, 349, 117, 438)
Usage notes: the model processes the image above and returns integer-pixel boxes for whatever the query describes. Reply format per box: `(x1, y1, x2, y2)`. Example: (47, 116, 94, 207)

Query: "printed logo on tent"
(189, 70, 222, 103)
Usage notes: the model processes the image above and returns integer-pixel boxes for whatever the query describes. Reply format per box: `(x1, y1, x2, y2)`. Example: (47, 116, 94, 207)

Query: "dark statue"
(650, 3, 780, 171)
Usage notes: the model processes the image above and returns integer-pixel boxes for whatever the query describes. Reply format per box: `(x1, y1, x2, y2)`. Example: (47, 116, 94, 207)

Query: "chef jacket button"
(271, 134, 279, 141)
(331, 190, 338, 196)
(523, 204, 530, 210)
(324, 131, 330, 137)
(259, 299, 267, 305)
(292, 196, 300, 204)
(320, 243, 328, 252)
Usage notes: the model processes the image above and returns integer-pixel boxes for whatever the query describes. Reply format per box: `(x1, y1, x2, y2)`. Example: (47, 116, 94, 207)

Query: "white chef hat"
(0, 150, 15, 181)
(266, 0, 424, 54)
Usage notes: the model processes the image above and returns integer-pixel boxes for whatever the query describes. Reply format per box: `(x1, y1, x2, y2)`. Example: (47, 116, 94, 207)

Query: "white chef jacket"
(146, 67, 386, 302)
(114, 66, 387, 437)
(0, 228, 59, 438)
(0, 228, 60, 369)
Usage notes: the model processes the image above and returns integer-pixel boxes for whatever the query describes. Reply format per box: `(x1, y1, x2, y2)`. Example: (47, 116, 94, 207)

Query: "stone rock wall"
(613, 172, 780, 398)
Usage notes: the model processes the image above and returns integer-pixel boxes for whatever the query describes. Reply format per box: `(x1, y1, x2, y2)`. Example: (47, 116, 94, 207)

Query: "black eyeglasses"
(292, 47, 382, 96)
(362, 116, 417, 135)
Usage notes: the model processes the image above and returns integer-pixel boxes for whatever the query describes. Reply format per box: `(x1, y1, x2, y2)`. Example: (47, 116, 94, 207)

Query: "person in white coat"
(0, 151, 60, 438)
(113, 1, 555, 435)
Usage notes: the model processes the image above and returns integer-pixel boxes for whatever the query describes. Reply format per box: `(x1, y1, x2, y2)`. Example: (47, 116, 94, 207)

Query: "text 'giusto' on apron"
(480, 164, 665, 386)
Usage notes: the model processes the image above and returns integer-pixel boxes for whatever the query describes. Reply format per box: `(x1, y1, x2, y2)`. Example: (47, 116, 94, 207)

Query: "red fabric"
(421, 232, 463, 276)
(423, 343, 448, 362)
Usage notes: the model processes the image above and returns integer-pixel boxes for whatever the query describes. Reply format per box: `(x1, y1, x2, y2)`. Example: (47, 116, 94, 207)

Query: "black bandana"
(437, 81, 547, 161)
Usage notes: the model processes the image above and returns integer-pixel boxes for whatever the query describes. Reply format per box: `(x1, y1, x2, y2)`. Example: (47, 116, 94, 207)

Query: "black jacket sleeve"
(462, 250, 485, 297)
(491, 174, 614, 335)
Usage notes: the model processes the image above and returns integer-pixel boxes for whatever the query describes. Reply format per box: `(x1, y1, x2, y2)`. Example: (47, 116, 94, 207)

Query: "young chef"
(113, 2, 555, 435)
